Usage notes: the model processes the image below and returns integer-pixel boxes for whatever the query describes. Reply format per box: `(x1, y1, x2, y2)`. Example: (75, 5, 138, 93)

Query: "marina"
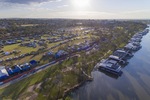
(71, 27, 150, 100)
(97, 28, 149, 76)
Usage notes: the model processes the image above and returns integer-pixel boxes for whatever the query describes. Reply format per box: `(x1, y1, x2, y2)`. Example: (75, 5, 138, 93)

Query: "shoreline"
(63, 76, 93, 99)
(62, 27, 149, 99)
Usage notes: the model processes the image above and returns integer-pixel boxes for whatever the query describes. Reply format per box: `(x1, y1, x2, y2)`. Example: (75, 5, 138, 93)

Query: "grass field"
(0, 57, 80, 100)
(2, 44, 39, 54)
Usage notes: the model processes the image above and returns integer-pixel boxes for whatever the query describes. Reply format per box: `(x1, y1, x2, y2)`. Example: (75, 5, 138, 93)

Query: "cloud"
(121, 10, 150, 14)
(57, 5, 68, 8)
(2, 0, 62, 4)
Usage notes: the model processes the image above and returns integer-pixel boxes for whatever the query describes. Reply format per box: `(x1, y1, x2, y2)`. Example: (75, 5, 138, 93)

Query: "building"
(0, 66, 9, 81)
(29, 60, 38, 66)
(55, 50, 68, 58)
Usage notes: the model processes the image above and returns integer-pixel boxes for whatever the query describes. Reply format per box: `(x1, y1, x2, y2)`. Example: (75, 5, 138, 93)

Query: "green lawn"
(2, 44, 19, 52)
(0, 58, 79, 100)
(0, 64, 57, 99)
(2, 44, 39, 54)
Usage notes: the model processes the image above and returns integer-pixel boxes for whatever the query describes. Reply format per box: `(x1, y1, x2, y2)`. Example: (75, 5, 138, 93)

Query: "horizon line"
(0, 17, 150, 20)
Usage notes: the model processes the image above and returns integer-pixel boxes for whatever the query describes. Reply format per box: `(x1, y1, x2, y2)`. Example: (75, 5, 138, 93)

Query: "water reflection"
(98, 69, 123, 79)
(71, 27, 150, 100)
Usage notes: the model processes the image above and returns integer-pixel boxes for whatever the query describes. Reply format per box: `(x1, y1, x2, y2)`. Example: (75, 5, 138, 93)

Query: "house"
(6, 67, 14, 75)
(29, 60, 38, 66)
(12, 65, 22, 73)
(0, 66, 9, 80)
(5, 39, 16, 45)
(55, 50, 68, 58)
(20, 42, 37, 48)
(0, 41, 4, 46)
(20, 63, 30, 71)
(4, 52, 10, 56)
(43, 51, 54, 57)
(38, 40, 46, 46)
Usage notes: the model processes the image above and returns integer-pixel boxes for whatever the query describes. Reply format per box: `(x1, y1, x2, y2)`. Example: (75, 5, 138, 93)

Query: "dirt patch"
(18, 82, 42, 100)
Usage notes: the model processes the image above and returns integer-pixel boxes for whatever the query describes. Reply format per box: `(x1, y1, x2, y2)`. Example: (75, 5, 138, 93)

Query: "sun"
(72, 0, 90, 9)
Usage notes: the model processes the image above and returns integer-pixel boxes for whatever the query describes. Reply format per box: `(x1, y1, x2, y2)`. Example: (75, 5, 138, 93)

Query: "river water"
(71, 27, 150, 100)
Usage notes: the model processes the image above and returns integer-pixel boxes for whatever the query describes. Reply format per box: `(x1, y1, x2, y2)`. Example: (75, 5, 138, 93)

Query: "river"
(71, 26, 150, 100)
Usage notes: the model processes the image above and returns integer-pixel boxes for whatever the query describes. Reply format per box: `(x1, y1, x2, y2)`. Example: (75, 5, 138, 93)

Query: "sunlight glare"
(72, 0, 90, 9)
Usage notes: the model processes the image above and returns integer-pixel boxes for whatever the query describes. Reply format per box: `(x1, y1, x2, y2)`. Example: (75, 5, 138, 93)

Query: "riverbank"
(63, 28, 149, 99)
(70, 26, 150, 100)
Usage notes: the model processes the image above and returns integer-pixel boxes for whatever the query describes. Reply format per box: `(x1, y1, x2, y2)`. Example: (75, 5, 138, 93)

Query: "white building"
(0, 66, 9, 80)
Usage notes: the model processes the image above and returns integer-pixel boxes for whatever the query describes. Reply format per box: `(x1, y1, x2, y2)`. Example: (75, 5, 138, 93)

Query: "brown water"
(71, 27, 150, 100)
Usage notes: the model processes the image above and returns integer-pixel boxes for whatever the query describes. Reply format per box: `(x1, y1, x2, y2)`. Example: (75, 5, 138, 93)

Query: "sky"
(0, 0, 150, 19)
